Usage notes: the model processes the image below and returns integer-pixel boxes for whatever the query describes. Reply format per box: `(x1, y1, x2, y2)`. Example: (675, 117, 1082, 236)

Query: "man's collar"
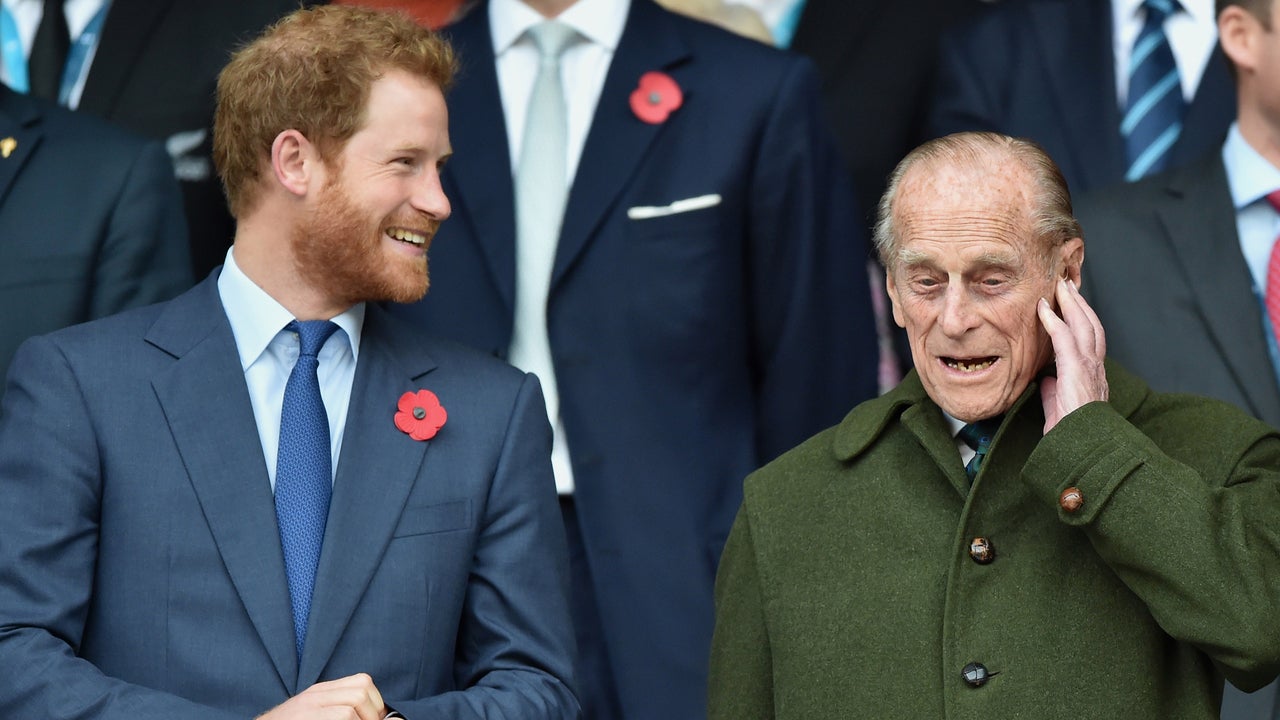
(490, 0, 630, 56)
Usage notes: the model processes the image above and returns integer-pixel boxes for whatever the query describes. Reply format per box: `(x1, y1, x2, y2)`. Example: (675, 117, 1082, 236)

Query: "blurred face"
(295, 68, 452, 306)
(885, 158, 1081, 422)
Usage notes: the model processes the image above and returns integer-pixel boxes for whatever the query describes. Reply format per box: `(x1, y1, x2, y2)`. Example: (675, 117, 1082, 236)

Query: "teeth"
(388, 228, 427, 245)
(946, 358, 994, 372)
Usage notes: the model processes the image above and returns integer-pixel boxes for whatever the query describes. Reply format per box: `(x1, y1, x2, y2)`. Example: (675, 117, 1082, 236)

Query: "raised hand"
(1037, 278, 1108, 434)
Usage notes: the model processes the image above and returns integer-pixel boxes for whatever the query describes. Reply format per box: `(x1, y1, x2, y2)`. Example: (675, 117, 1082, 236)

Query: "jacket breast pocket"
(392, 499, 472, 538)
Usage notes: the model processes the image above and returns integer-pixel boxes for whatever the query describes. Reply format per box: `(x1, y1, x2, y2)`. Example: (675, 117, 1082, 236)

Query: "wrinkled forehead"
(893, 159, 1039, 257)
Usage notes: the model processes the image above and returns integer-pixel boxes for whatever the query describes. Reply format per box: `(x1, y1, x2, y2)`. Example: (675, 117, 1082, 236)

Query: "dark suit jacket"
(1077, 152, 1280, 719)
(78, 0, 308, 277)
(387, 1, 880, 716)
(789, 0, 985, 223)
(0, 275, 578, 719)
(0, 86, 189, 382)
(927, 0, 1235, 195)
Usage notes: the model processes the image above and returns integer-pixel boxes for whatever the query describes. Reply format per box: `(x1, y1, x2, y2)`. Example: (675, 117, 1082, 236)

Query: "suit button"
(1059, 486, 1084, 513)
(962, 662, 992, 688)
(968, 537, 994, 564)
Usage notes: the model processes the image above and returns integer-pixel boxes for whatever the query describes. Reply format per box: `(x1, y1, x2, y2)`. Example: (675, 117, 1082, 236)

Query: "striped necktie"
(958, 418, 1001, 482)
(1123, 0, 1185, 181)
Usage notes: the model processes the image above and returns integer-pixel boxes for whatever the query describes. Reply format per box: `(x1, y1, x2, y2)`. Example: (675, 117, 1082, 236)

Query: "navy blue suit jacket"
(0, 275, 578, 718)
(387, 0, 879, 716)
(0, 86, 190, 382)
(927, 0, 1235, 195)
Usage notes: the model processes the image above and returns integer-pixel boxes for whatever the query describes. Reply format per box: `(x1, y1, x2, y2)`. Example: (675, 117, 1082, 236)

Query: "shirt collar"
(217, 247, 364, 371)
(490, 0, 630, 56)
(1223, 122, 1280, 211)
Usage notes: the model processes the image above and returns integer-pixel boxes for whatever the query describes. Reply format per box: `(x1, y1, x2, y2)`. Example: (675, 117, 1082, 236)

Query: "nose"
(938, 285, 980, 338)
(412, 170, 451, 221)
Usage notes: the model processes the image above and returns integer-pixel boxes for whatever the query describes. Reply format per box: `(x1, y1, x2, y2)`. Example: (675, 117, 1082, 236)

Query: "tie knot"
(958, 418, 1001, 452)
(288, 320, 339, 358)
(527, 21, 578, 61)
(1143, 0, 1178, 21)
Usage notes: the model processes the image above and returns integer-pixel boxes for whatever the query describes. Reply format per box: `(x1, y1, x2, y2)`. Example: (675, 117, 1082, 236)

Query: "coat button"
(968, 537, 994, 564)
(961, 662, 992, 688)
(1059, 486, 1084, 513)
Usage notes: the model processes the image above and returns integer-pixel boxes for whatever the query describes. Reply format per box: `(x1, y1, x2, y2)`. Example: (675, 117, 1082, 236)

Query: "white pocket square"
(627, 193, 722, 220)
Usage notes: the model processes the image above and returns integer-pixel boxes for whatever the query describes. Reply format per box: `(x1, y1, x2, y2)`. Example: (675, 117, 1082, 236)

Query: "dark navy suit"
(388, 1, 880, 717)
(927, 0, 1235, 195)
(0, 275, 578, 719)
(0, 86, 190, 382)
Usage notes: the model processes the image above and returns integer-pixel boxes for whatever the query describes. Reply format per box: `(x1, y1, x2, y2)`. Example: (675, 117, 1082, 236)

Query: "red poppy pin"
(630, 71, 682, 125)
(395, 389, 447, 441)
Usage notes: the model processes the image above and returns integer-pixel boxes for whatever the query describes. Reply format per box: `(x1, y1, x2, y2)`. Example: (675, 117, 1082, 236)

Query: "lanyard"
(0, 2, 109, 103)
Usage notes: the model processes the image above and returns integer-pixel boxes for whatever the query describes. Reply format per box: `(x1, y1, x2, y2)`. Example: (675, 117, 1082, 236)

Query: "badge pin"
(0, 137, 15, 159)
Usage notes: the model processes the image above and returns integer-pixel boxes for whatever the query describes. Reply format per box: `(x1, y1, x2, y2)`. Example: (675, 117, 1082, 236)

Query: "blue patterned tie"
(958, 418, 1000, 481)
(275, 319, 339, 659)
(1122, 0, 1185, 181)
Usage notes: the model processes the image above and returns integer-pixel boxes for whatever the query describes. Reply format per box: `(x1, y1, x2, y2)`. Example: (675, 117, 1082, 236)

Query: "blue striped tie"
(1123, 0, 1185, 181)
(275, 319, 339, 659)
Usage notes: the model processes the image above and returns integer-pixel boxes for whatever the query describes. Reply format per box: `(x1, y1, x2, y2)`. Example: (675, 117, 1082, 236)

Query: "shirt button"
(968, 537, 995, 564)
(961, 662, 992, 688)
(1059, 486, 1084, 513)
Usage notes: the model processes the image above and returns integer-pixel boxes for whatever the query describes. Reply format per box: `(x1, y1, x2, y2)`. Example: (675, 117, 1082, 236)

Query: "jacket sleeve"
(1021, 398, 1280, 690)
(708, 504, 776, 720)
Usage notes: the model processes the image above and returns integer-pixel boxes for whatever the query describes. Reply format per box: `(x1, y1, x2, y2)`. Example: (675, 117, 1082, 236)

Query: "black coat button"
(969, 537, 995, 564)
(962, 662, 992, 688)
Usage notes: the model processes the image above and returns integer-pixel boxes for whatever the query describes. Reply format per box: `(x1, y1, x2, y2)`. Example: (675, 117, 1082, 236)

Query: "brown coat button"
(1059, 486, 1084, 513)
(968, 537, 994, 564)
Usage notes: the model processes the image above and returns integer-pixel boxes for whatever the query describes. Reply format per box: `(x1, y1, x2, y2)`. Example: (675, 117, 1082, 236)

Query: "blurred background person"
(0, 83, 188, 382)
(0, 0, 311, 278)
(928, 0, 1234, 196)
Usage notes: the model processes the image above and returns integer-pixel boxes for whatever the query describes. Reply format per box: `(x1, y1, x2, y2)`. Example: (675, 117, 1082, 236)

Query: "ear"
(270, 129, 319, 198)
(1220, 5, 1261, 74)
(884, 264, 907, 329)
(1059, 237, 1084, 288)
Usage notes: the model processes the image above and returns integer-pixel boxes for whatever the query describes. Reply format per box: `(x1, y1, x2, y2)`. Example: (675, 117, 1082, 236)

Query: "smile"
(942, 356, 997, 373)
(387, 227, 428, 245)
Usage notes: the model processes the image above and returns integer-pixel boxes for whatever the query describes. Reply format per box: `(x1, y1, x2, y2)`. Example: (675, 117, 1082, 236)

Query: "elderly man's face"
(885, 159, 1082, 422)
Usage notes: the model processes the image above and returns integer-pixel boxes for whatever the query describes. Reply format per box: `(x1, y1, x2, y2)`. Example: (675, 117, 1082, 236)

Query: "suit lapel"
(551, 0, 691, 287)
(147, 277, 298, 692)
(298, 306, 438, 687)
(1175, 47, 1235, 166)
(78, 0, 176, 116)
(0, 91, 41, 207)
(1160, 157, 1280, 423)
(441, 7, 519, 311)
(1028, 0, 1123, 192)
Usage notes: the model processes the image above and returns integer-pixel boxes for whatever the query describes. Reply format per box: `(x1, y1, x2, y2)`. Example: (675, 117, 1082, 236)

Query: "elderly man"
(0, 6, 576, 719)
(708, 131, 1280, 718)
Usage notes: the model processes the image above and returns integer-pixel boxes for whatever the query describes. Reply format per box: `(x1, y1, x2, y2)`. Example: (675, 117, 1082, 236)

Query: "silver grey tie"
(509, 21, 578, 432)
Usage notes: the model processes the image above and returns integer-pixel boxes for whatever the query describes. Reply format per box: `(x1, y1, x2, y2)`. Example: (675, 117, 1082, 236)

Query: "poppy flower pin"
(395, 389, 447, 441)
(630, 71, 683, 124)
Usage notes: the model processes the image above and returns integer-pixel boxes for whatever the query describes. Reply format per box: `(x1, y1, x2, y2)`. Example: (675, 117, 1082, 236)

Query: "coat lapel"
(77, 0, 176, 116)
(550, 0, 691, 287)
(1160, 157, 1280, 423)
(0, 90, 41, 207)
(298, 305, 439, 687)
(441, 7, 519, 312)
(147, 276, 298, 692)
(1028, 0, 1123, 192)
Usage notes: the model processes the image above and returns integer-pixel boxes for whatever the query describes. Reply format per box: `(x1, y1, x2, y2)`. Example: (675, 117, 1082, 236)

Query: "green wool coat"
(709, 361, 1280, 719)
